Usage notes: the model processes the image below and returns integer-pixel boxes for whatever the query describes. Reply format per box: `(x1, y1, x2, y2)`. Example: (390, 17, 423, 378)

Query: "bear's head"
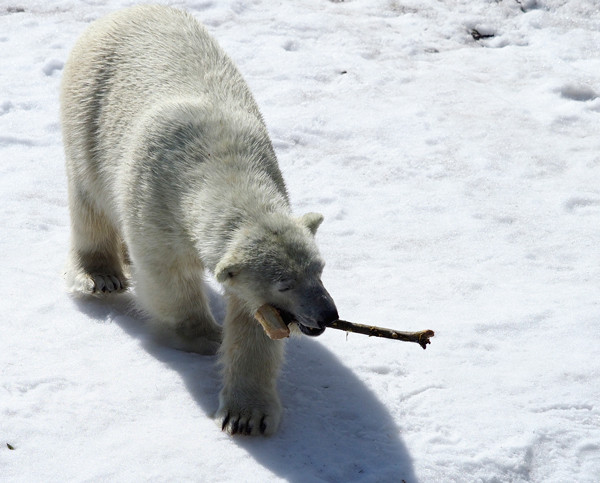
(215, 212, 338, 336)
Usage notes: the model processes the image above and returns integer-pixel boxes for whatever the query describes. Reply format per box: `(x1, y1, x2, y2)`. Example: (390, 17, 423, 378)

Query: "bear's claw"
(216, 403, 279, 436)
(91, 273, 127, 294)
(68, 270, 128, 296)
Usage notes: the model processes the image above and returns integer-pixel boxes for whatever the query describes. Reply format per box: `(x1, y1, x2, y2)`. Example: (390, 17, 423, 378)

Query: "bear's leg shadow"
(131, 248, 222, 356)
(66, 189, 128, 296)
(216, 294, 284, 436)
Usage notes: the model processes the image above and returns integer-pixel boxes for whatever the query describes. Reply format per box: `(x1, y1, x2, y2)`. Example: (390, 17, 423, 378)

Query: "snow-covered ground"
(2, 0, 600, 481)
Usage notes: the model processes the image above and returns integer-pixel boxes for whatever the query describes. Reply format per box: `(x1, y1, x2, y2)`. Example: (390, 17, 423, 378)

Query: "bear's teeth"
(254, 304, 290, 340)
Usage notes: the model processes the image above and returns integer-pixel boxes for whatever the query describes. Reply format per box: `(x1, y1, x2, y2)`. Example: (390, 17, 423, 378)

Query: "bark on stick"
(326, 319, 434, 350)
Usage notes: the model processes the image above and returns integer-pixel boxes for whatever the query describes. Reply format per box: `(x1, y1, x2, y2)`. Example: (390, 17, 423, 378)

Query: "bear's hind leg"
(132, 253, 222, 355)
(66, 190, 128, 295)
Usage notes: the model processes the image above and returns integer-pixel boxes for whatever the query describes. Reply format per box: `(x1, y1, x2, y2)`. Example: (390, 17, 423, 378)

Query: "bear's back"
(61, 5, 263, 168)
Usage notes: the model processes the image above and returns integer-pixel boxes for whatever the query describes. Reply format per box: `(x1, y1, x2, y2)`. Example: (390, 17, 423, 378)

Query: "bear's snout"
(314, 298, 339, 329)
(295, 283, 338, 335)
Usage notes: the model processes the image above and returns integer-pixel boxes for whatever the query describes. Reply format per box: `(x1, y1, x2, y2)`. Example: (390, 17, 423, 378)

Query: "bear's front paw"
(215, 388, 282, 436)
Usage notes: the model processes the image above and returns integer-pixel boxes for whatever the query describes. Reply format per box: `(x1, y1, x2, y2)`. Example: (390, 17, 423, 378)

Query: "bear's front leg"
(216, 294, 284, 436)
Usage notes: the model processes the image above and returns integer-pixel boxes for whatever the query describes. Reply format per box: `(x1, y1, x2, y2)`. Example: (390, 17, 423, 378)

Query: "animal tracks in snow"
(564, 196, 600, 214)
(558, 83, 598, 103)
(42, 58, 64, 77)
(4, 377, 74, 396)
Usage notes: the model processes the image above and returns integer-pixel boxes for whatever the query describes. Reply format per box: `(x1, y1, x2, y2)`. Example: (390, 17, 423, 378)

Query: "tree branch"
(254, 304, 435, 350)
(326, 319, 434, 350)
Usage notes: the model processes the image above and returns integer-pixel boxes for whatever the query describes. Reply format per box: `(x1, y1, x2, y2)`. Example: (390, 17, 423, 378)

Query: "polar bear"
(60, 5, 338, 436)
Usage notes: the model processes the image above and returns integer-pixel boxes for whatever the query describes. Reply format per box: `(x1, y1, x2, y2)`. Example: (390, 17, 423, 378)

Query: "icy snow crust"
(1, 1, 599, 481)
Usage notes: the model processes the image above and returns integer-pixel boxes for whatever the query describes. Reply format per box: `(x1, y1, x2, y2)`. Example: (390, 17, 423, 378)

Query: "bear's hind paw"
(68, 271, 128, 296)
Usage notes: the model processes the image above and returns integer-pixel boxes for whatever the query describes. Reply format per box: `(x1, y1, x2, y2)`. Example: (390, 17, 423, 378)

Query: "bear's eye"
(276, 280, 294, 292)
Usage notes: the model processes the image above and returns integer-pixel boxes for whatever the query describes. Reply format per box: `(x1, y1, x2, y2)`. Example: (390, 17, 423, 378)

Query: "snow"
(1, 0, 599, 481)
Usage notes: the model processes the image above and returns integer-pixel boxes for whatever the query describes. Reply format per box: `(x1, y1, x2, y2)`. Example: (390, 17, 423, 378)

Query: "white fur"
(61, 5, 331, 436)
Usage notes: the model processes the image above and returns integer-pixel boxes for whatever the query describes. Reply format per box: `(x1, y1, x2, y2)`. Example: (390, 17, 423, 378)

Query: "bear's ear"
(299, 212, 324, 236)
(215, 249, 245, 283)
(214, 260, 243, 283)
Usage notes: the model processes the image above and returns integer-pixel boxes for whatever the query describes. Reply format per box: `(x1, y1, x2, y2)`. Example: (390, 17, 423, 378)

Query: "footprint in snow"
(42, 59, 64, 76)
(0, 100, 13, 115)
(564, 197, 600, 213)
(558, 83, 598, 102)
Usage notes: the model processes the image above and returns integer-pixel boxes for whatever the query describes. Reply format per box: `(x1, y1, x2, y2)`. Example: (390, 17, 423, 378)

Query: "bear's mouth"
(275, 307, 326, 337)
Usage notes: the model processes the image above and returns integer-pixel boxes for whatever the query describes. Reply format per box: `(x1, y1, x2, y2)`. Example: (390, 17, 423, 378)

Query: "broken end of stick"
(417, 330, 435, 350)
(254, 304, 290, 340)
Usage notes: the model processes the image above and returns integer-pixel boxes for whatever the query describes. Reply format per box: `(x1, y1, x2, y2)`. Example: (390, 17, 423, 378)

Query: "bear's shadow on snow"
(74, 285, 416, 482)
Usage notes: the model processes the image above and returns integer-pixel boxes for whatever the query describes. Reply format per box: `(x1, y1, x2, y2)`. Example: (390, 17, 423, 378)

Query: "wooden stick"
(255, 304, 290, 340)
(254, 304, 435, 349)
(326, 319, 434, 350)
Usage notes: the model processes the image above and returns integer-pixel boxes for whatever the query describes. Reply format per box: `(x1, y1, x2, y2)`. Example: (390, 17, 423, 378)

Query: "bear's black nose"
(298, 281, 338, 331)
(315, 291, 338, 329)
(318, 305, 339, 328)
